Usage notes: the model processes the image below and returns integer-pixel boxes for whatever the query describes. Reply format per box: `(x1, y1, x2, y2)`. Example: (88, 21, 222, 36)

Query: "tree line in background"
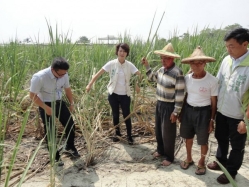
(13, 23, 243, 44)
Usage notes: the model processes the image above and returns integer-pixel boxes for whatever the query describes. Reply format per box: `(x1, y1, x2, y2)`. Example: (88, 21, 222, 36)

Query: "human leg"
(180, 138, 194, 169)
(39, 104, 61, 162)
(195, 144, 208, 175)
(180, 104, 195, 169)
(155, 101, 164, 156)
(213, 112, 229, 167)
(56, 101, 79, 157)
(119, 95, 132, 140)
(160, 102, 176, 164)
(56, 101, 75, 147)
(226, 117, 247, 176)
(108, 93, 121, 136)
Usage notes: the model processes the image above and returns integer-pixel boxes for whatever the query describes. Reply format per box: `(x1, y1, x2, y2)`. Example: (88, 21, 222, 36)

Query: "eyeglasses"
(54, 70, 67, 77)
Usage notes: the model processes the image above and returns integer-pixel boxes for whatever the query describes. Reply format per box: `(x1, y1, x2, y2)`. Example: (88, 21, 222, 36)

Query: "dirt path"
(20, 133, 249, 187)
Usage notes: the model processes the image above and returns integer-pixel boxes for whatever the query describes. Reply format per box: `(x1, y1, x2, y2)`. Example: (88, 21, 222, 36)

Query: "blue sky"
(0, 0, 248, 43)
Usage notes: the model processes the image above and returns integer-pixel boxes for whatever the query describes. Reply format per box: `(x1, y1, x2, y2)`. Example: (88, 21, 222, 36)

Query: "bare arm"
(134, 71, 141, 93)
(30, 92, 52, 115)
(64, 87, 74, 112)
(209, 96, 217, 133)
(141, 57, 158, 82)
(237, 103, 249, 134)
(86, 69, 105, 92)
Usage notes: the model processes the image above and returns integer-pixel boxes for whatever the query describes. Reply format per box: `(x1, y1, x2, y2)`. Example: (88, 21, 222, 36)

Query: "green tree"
(77, 36, 90, 43)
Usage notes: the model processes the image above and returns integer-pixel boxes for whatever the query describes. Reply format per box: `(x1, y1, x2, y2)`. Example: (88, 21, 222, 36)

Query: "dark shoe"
(217, 173, 235, 184)
(116, 131, 122, 137)
(112, 136, 120, 142)
(64, 145, 80, 157)
(55, 160, 64, 167)
(207, 161, 221, 170)
(115, 126, 121, 136)
(127, 136, 133, 145)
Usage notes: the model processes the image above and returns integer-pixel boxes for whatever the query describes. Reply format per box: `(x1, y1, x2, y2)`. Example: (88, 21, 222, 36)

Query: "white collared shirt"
(30, 67, 70, 102)
(102, 59, 138, 96)
(232, 50, 249, 71)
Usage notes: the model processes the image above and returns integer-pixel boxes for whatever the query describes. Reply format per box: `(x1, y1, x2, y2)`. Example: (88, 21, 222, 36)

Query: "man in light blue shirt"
(207, 28, 249, 184)
(30, 57, 79, 166)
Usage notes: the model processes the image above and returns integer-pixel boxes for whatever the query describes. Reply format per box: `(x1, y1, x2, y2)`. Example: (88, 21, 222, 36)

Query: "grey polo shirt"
(30, 67, 70, 102)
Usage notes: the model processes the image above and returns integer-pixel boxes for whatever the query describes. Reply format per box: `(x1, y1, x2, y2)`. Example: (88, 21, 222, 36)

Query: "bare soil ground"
(2, 118, 249, 187)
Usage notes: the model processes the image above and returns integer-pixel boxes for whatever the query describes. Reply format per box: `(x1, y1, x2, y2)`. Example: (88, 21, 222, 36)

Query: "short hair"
(51, 57, 70, 70)
(224, 28, 249, 44)
(115, 43, 130, 56)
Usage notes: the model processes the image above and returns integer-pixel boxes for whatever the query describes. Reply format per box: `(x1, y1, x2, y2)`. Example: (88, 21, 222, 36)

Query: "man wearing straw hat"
(141, 43, 185, 166)
(207, 28, 249, 184)
(179, 46, 218, 175)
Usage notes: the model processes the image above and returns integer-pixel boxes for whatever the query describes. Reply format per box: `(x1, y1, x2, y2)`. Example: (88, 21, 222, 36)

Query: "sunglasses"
(54, 69, 67, 77)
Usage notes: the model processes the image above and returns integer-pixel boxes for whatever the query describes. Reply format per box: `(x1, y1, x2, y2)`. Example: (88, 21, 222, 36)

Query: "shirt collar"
(117, 58, 126, 67)
(164, 63, 175, 72)
(231, 49, 249, 63)
(47, 66, 57, 79)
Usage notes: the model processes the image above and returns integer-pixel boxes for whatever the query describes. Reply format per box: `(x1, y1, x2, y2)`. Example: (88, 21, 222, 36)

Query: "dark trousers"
(215, 112, 247, 176)
(108, 93, 132, 137)
(39, 100, 75, 160)
(155, 101, 176, 162)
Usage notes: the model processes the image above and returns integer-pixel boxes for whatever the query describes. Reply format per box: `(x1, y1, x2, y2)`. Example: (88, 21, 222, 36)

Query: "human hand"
(86, 84, 91, 92)
(45, 105, 52, 116)
(69, 105, 74, 112)
(208, 120, 214, 133)
(135, 85, 140, 94)
(141, 57, 149, 66)
(246, 110, 249, 120)
(237, 121, 247, 134)
(170, 113, 177, 123)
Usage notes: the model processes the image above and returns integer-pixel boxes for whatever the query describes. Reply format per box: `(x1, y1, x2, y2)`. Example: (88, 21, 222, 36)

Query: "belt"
(186, 103, 210, 111)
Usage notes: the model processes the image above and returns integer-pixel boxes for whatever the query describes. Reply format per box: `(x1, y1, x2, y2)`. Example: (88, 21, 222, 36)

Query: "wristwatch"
(173, 112, 178, 116)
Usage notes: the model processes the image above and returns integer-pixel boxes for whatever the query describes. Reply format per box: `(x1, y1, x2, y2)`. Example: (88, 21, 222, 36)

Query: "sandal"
(180, 160, 194, 170)
(195, 165, 206, 175)
(152, 151, 161, 158)
(162, 160, 172, 166)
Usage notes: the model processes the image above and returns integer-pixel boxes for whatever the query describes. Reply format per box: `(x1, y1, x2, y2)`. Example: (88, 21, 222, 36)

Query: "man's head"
(154, 43, 180, 69)
(189, 60, 206, 74)
(224, 28, 249, 59)
(181, 46, 216, 74)
(160, 55, 175, 69)
(51, 57, 69, 78)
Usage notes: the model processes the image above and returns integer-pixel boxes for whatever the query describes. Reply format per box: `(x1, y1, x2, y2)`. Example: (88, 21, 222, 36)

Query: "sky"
(0, 0, 248, 43)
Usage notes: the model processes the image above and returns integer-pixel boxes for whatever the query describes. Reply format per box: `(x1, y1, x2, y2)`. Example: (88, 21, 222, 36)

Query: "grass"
(0, 22, 248, 187)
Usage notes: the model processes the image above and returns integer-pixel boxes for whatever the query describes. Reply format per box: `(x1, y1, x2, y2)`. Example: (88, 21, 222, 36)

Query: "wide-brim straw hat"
(154, 43, 181, 58)
(181, 46, 216, 64)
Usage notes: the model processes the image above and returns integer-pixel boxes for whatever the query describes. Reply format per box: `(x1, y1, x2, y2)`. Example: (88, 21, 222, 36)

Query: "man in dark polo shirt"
(141, 43, 185, 166)
(30, 57, 79, 166)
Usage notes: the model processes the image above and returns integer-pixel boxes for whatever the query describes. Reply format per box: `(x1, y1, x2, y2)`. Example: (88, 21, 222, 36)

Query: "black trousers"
(215, 112, 247, 176)
(155, 101, 176, 162)
(39, 100, 75, 159)
(108, 93, 132, 137)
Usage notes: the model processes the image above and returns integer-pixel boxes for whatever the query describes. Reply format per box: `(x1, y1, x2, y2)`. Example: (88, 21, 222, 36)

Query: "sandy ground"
(19, 132, 249, 187)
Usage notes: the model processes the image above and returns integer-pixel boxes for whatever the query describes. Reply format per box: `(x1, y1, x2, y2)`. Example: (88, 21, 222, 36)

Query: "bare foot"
(152, 152, 161, 158)
(162, 160, 172, 166)
(180, 160, 194, 170)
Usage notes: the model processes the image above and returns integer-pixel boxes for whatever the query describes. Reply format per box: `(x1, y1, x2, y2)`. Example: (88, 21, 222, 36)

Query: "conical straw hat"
(154, 43, 181, 58)
(181, 46, 216, 64)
